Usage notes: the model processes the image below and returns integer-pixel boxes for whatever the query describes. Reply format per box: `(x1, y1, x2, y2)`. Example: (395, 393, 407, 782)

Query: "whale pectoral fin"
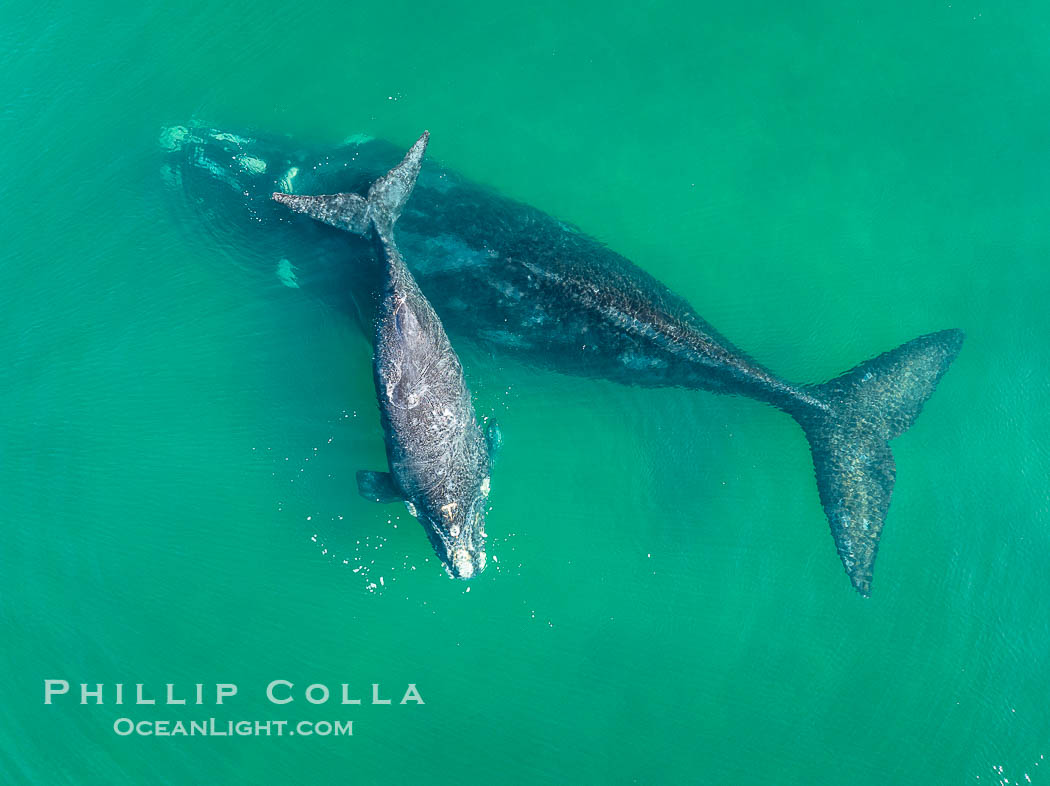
(485, 419, 503, 458)
(356, 470, 403, 503)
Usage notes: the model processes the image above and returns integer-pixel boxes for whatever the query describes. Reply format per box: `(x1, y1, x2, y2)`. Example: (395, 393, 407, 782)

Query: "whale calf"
(162, 124, 963, 595)
(286, 131, 497, 580)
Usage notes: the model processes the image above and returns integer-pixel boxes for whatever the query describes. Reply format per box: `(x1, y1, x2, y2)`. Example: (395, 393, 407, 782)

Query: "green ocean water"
(2, 0, 1049, 783)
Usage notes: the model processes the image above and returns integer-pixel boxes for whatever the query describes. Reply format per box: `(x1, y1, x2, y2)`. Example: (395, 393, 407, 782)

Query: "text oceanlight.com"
(112, 719, 353, 737)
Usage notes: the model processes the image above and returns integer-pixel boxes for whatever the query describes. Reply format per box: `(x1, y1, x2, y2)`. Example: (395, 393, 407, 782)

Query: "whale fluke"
(792, 329, 964, 596)
(366, 130, 428, 235)
(273, 131, 429, 237)
(272, 191, 370, 233)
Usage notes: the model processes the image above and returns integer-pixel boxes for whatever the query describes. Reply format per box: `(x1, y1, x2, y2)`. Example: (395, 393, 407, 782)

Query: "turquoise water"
(2, 1, 1049, 783)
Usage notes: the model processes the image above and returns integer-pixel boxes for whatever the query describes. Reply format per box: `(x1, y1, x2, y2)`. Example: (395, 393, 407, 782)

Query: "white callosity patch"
(453, 548, 474, 578)
(276, 259, 299, 288)
(480, 477, 491, 497)
(211, 131, 251, 145)
(278, 166, 299, 194)
(404, 500, 418, 518)
(236, 154, 267, 174)
(158, 125, 195, 151)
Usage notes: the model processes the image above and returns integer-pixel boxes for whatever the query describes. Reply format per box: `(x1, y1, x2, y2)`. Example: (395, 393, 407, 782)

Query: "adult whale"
(160, 123, 963, 596)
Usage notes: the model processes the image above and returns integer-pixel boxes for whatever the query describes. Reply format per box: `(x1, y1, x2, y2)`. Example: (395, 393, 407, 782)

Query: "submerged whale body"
(161, 124, 963, 596)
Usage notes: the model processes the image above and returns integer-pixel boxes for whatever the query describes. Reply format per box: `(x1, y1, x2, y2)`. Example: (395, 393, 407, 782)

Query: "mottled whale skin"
(285, 132, 495, 580)
(162, 124, 963, 596)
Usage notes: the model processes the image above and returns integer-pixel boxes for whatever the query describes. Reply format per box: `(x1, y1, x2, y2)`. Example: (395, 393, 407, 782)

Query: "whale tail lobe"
(793, 329, 964, 597)
(272, 130, 429, 237)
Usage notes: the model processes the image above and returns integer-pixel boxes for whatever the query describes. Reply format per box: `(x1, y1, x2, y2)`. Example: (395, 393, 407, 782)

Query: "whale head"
(415, 473, 490, 581)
